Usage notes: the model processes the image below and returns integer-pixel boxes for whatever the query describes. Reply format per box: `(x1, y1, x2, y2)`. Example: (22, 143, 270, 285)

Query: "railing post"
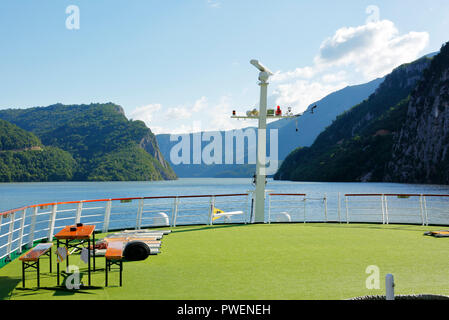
(6, 212, 15, 259)
(324, 193, 328, 222)
(75, 202, 83, 224)
(103, 200, 112, 233)
(17, 209, 26, 253)
(338, 193, 341, 223)
(27, 207, 38, 249)
(303, 197, 306, 223)
(423, 196, 429, 226)
(47, 204, 57, 241)
(208, 196, 215, 225)
(345, 196, 349, 224)
(244, 194, 249, 224)
(173, 197, 179, 227)
(136, 198, 144, 230)
(419, 195, 425, 226)
(381, 195, 386, 224)
(384, 196, 389, 224)
(268, 194, 271, 224)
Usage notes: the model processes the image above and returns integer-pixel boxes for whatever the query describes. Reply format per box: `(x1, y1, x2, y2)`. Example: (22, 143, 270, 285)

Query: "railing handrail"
(0, 193, 250, 217)
(345, 193, 449, 197)
(269, 193, 306, 196)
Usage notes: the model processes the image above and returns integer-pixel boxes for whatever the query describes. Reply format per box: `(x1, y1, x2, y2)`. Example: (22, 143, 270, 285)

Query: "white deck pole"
(386, 274, 395, 300)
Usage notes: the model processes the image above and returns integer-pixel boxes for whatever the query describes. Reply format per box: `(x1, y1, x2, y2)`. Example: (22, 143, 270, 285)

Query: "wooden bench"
(105, 241, 124, 287)
(19, 243, 53, 288)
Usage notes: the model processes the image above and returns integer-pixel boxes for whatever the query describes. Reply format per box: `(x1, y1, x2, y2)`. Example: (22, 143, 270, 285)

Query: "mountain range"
(156, 77, 383, 177)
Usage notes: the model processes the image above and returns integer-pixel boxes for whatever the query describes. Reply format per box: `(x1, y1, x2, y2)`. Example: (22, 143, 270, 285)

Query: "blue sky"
(1, 1, 448, 134)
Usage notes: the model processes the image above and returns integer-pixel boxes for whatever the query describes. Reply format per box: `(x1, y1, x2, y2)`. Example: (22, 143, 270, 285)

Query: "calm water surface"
(1, 178, 449, 212)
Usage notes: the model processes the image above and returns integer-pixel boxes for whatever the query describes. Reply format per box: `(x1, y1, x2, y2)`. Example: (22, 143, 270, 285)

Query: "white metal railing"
(344, 194, 449, 226)
(0, 193, 249, 262)
(1, 192, 449, 264)
(268, 193, 328, 223)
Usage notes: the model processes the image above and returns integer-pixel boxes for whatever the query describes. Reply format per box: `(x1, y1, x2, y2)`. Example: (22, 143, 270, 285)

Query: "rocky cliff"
(387, 43, 449, 183)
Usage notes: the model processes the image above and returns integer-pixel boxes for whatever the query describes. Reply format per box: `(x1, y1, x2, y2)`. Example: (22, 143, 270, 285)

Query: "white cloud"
(315, 20, 429, 79)
(272, 80, 348, 112)
(321, 71, 347, 83)
(164, 106, 192, 120)
(270, 19, 429, 113)
(192, 96, 208, 112)
(271, 66, 318, 83)
(128, 95, 248, 135)
(129, 103, 162, 124)
(207, 0, 221, 8)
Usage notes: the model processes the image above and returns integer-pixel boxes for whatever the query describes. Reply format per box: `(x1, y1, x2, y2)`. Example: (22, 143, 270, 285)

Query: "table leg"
(93, 232, 96, 271)
(49, 247, 52, 273)
(66, 239, 69, 268)
(87, 238, 91, 286)
(56, 239, 60, 286)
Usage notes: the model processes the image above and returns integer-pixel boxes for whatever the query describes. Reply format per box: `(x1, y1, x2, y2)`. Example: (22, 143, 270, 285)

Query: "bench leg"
(37, 259, 40, 288)
(22, 261, 25, 288)
(88, 238, 91, 286)
(49, 247, 52, 273)
(93, 232, 96, 271)
(105, 259, 122, 287)
(105, 259, 108, 287)
(119, 261, 122, 287)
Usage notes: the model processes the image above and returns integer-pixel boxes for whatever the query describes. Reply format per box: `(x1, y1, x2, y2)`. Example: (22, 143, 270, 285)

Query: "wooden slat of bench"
(105, 237, 159, 243)
(105, 241, 125, 260)
(125, 238, 161, 244)
(19, 243, 53, 261)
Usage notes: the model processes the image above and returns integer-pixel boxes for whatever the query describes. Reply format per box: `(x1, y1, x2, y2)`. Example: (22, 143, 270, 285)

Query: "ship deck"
(1, 223, 449, 300)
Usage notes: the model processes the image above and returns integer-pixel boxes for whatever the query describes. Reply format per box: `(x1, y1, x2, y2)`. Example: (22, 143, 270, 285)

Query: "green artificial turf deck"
(1, 223, 449, 300)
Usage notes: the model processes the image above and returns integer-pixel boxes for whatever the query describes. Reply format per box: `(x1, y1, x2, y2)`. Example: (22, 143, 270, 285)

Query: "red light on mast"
(275, 105, 282, 116)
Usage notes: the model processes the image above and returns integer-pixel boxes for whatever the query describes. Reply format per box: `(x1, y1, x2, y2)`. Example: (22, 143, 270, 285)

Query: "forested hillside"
(274, 53, 434, 182)
(0, 119, 76, 182)
(0, 103, 176, 181)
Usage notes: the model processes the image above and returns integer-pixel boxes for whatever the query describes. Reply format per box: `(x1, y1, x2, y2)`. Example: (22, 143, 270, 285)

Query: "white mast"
(231, 60, 310, 223)
(252, 60, 271, 223)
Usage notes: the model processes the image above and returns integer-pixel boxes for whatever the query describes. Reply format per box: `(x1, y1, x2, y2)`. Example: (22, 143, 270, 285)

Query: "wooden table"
(54, 225, 96, 287)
